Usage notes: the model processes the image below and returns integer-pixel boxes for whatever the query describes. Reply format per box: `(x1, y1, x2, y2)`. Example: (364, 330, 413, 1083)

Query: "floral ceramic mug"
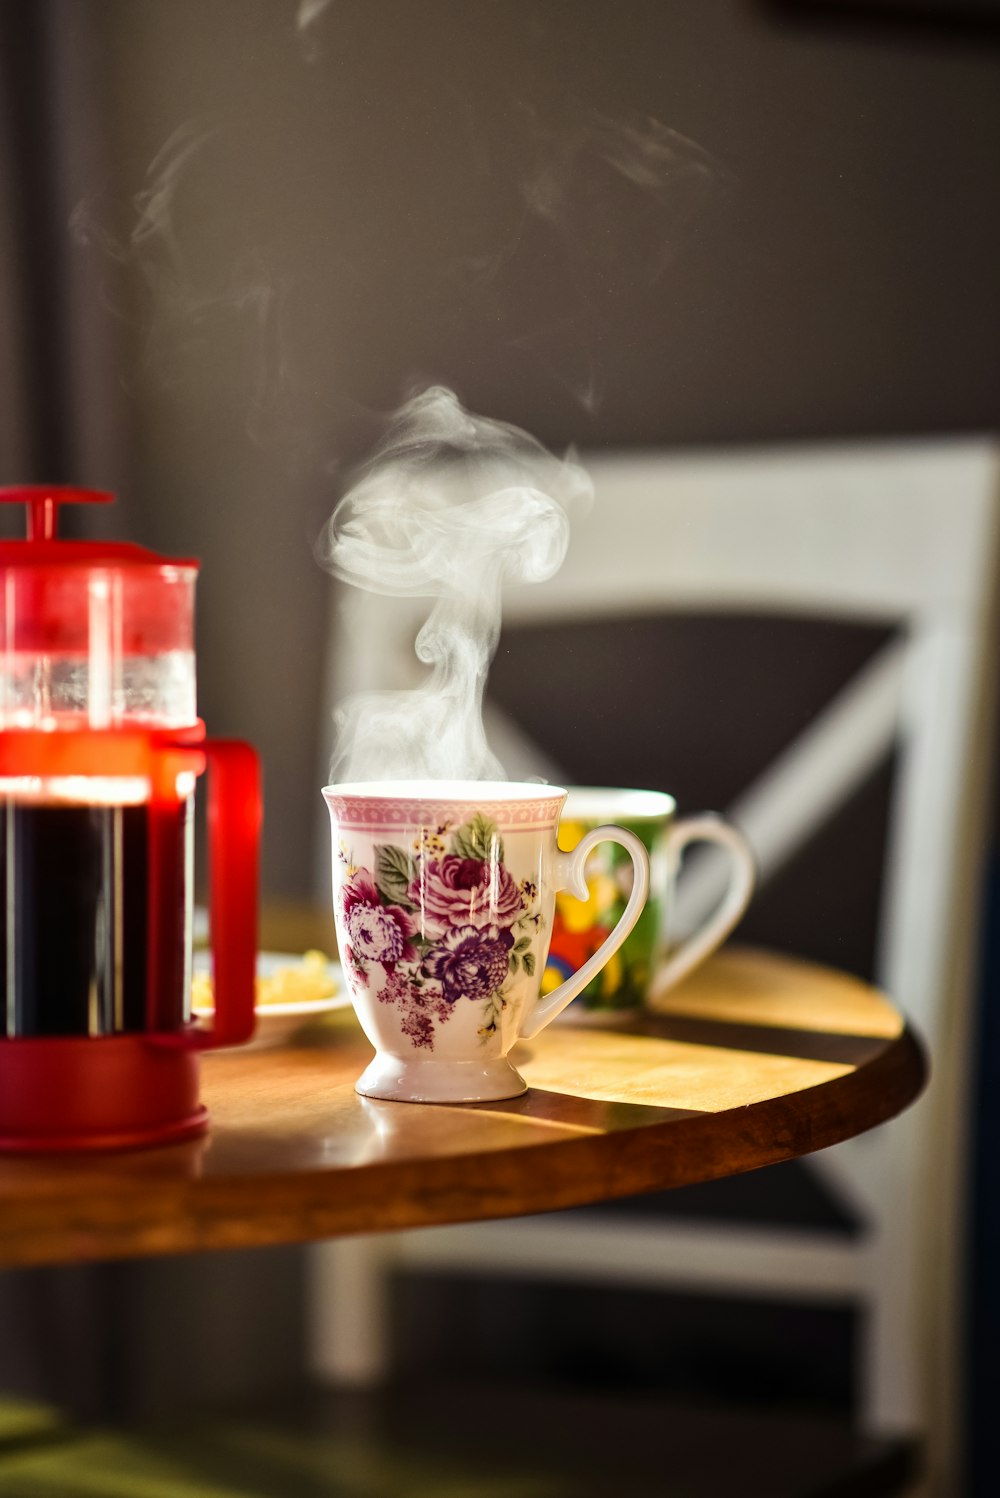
(323, 781, 650, 1103)
(545, 787, 755, 1016)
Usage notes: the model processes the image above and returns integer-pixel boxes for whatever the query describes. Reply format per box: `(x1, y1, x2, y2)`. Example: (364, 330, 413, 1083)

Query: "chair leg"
(308, 1235, 395, 1388)
(860, 1127, 961, 1497)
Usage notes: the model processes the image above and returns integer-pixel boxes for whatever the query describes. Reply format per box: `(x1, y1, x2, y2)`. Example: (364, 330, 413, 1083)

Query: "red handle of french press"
(198, 739, 261, 1049)
(146, 735, 260, 1049)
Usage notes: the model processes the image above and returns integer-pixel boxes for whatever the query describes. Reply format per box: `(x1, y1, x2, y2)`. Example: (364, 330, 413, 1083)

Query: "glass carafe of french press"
(0, 487, 260, 1150)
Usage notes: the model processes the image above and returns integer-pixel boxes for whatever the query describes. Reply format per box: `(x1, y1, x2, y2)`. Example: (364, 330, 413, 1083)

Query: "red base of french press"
(0, 1035, 208, 1152)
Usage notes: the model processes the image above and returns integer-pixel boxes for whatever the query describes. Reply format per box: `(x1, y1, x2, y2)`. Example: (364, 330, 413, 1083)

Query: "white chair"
(310, 439, 1000, 1496)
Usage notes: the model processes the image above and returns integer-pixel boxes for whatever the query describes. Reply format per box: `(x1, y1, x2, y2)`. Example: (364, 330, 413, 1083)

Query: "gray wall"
(69, 0, 1000, 896)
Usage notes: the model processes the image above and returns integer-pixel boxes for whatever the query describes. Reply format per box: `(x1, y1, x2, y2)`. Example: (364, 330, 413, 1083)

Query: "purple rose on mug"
(424, 923, 515, 1005)
(411, 855, 523, 937)
(342, 869, 418, 969)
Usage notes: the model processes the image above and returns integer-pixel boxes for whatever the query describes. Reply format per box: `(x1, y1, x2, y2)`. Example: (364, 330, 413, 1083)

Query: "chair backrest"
(505, 441, 999, 1028)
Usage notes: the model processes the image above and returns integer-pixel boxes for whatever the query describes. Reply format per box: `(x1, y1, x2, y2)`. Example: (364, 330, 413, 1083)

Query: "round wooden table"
(0, 948, 925, 1268)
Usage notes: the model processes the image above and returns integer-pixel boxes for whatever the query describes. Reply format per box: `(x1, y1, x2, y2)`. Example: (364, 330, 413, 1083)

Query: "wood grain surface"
(0, 948, 925, 1269)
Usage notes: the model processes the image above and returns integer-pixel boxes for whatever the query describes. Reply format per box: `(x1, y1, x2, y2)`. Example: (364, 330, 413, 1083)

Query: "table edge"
(0, 1019, 927, 1268)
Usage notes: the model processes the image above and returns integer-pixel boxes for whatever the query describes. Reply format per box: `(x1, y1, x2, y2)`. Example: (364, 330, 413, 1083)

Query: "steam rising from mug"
(318, 386, 592, 782)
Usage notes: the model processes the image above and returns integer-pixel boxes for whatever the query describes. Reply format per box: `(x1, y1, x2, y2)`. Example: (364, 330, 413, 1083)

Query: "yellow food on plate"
(192, 951, 338, 1011)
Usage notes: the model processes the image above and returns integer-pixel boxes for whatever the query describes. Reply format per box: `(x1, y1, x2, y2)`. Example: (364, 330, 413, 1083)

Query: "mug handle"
(647, 815, 756, 1003)
(519, 825, 650, 1040)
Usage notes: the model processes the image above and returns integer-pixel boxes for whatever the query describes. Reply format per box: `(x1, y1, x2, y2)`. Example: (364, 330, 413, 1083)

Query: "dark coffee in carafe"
(0, 797, 191, 1037)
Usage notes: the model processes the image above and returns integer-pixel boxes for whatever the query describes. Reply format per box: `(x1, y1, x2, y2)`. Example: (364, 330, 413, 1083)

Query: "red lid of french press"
(0, 486, 198, 569)
(0, 485, 200, 676)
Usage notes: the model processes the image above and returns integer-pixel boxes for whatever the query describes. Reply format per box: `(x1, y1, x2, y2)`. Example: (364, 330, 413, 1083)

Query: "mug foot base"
(355, 1054, 527, 1104)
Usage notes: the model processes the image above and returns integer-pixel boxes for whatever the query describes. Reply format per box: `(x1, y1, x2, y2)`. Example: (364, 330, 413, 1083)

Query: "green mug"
(543, 787, 756, 1015)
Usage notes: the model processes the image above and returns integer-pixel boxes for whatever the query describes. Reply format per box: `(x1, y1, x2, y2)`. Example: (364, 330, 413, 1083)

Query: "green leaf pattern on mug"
(451, 811, 505, 865)
(374, 843, 417, 908)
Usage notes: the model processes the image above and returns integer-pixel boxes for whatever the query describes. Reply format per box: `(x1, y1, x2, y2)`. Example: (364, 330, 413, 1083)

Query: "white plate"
(192, 951, 350, 1050)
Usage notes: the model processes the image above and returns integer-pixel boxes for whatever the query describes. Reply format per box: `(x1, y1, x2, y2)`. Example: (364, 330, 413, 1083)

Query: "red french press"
(0, 486, 260, 1151)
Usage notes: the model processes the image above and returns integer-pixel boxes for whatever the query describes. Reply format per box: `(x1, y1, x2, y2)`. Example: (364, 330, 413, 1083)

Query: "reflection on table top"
(0, 947, 925, 1269)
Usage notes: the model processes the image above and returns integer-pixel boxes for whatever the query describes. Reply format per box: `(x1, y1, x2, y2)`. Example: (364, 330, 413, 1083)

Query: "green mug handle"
(519, 825, 651, 1040)
(648, 815, 756, 1003)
